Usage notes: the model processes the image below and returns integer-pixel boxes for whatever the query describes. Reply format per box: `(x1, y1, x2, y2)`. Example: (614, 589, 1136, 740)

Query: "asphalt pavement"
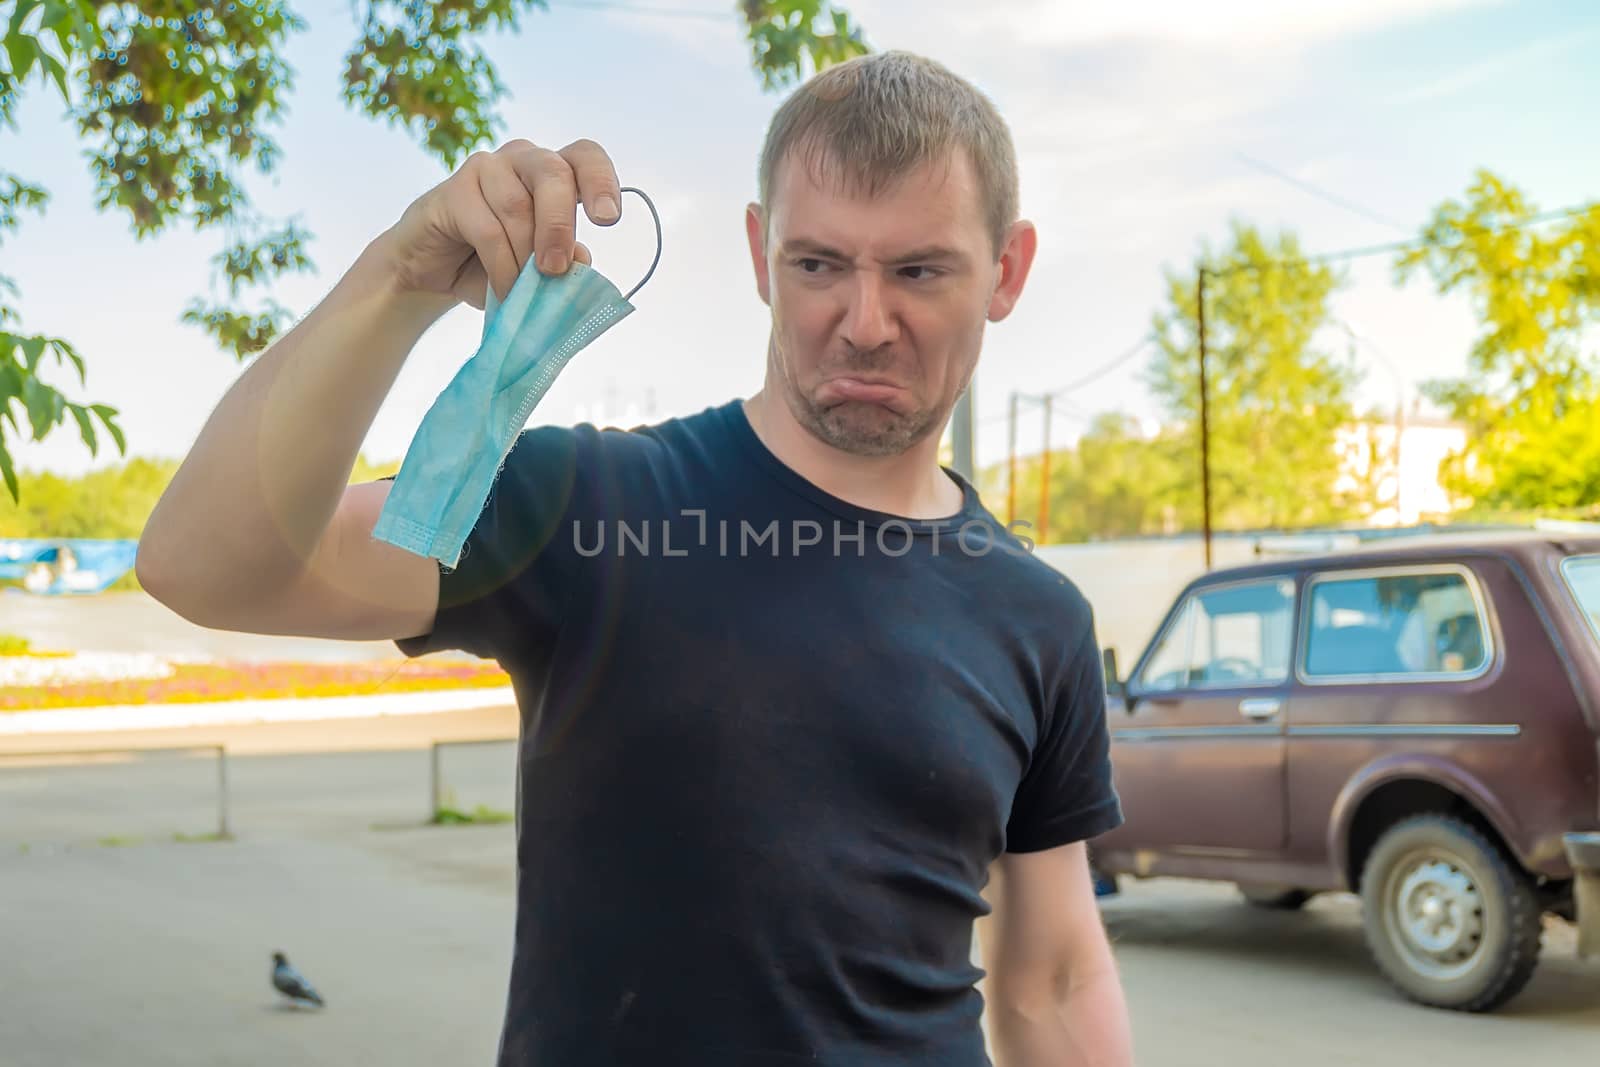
(1, 709, 1595, 1065)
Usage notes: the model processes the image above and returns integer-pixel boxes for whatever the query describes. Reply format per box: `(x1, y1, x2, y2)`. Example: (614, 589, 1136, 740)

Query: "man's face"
(746, 149, 1029, 458)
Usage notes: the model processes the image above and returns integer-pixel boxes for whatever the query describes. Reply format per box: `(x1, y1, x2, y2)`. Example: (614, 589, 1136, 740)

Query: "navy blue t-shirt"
(393, 398, 1122, 1066)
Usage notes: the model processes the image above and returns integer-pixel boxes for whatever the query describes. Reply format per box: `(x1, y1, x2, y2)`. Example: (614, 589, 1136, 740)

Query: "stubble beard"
(777, 341, 950, 457)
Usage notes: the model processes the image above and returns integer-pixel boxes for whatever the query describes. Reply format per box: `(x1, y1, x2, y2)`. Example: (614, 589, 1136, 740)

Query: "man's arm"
(136, 241, 446, 634)
(136, 139, 625, 638)
(978, 841, 1134, 1067)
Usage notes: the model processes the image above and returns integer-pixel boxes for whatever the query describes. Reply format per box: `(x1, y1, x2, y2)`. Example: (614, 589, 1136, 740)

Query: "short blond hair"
(757, 51, 1020, 257)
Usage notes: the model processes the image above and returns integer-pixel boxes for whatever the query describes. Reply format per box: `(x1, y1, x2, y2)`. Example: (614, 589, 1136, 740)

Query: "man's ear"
(987, 220, 1039, 323)
(745, 202, 772, 306)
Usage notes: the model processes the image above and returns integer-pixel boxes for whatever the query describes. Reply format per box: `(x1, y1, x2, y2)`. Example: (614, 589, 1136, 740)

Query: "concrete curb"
(0, 687, 518, 735)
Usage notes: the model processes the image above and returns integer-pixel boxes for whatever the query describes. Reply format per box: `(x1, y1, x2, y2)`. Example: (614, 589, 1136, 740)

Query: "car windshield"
(1562, 555, 1600, 645)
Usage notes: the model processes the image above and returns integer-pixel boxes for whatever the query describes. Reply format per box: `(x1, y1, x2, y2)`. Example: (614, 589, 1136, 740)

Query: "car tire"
(1360, 813, 1542, 1012)
(1238, 884, 1313, 910)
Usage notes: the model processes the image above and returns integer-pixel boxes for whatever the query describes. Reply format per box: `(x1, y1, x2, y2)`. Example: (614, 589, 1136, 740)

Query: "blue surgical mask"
(372, 187, 663, 568)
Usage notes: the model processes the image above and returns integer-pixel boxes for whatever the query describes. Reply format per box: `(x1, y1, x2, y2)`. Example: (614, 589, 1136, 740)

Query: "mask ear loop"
(617, 186, 663, 302)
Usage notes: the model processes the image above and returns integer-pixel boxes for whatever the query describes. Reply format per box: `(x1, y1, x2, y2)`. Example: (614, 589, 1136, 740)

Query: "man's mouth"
(816, 377, 909, 407)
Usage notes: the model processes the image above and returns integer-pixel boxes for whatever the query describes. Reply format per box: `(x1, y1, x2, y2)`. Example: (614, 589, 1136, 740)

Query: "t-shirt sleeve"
(383, 424, 580, 664)
(1004, 616, 1124, 854)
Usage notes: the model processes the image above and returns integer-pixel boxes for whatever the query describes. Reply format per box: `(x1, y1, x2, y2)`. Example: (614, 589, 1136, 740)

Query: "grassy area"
(431, 804, 515, 826)
(0, 633, 71, 658)
(89, 832, 232, 847)
(96, 835, 142, 847)
(0, 659, 511, 711)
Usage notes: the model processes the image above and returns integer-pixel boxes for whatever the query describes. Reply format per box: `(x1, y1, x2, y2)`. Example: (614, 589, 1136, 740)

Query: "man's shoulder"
(952, 506, 1092, 612)
(948, 514, 1098, 654)
(524, 399, 740, 463)
(985, 542, 1095, 627)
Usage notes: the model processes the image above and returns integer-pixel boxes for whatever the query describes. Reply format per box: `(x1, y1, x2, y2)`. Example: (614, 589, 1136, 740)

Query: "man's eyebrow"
(885, 245, 967, 266)
(779, 238, 968, 265)
(779, 238, 849, 259)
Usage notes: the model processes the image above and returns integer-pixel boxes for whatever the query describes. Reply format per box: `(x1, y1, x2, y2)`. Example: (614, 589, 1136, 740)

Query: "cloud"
(575, 0, 749, 71)
(1395, 24, 1600, 103)
(940, 0, 1501, 50)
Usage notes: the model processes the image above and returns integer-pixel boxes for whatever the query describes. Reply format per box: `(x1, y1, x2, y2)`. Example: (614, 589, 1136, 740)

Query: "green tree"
(0, 456, 178, 539)
(1148, 220, 1364, 530)
(1396, 170, 1600, 512)
(0, 0, 868, 501)
(979, 414, 1191, 544)
(0, 450, 400, 591)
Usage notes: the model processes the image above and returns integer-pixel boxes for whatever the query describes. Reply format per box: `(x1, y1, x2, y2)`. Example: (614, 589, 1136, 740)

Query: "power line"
(542, 0, 730, 20)
(1204, 199, 1600, 278)
(1038, 334, 1155, 397)
(971, 335, 1155, 430)
(1232, 151, 1409, 232)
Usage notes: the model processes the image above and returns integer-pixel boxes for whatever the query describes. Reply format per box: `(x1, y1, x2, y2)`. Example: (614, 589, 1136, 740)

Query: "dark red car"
(1094, 531, 1600, 1012)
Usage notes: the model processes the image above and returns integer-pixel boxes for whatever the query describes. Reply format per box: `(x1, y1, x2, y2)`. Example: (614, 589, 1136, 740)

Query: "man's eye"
(797, 258, 828, 273)
(900, 266, 939, 281)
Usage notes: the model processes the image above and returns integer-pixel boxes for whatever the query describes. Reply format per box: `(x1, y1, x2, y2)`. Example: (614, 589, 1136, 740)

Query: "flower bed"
(0, 652, 179, 687)
(0, 658, 511, 711)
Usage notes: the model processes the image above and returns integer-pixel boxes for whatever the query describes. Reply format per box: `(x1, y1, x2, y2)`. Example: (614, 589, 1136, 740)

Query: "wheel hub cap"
(1392, 858, 1484, 973)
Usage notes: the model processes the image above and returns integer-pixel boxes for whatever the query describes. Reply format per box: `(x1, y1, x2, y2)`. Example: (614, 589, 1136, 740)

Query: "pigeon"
(272, 951, 325, 1008)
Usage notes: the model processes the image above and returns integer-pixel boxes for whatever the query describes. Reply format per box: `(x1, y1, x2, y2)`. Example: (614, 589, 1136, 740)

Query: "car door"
(1100, 575, 1297, 854)
(1282, 562, 1516, 862)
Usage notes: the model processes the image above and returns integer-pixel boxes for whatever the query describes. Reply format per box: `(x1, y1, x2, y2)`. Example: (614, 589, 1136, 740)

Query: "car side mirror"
(1102, 647, 1125, 700)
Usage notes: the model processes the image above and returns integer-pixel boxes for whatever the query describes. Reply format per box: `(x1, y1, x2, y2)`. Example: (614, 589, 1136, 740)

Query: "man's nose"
(840, 273, 899, 351)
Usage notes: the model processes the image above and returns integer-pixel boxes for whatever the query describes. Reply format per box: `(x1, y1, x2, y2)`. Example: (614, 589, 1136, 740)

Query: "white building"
(1336, 413, 1470, 527)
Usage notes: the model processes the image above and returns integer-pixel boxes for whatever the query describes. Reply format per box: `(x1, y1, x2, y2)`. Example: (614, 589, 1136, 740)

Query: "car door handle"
(1239, 697, 1283, 721)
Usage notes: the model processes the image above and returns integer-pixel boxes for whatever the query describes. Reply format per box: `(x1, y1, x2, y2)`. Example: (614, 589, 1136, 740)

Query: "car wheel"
(1360, 814, 1542, 1012)
(1238, 884, 1313, 910)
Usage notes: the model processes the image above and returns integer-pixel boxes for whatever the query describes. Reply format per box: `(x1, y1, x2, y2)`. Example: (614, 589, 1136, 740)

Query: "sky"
(3, 0, 1598, 478)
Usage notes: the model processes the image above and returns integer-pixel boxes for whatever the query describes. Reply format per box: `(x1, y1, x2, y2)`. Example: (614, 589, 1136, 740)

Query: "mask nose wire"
(616, 186, 663, 302)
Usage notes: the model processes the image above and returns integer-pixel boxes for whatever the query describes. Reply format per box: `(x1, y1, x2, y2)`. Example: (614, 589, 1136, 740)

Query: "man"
(139, 50, 1133, 1066)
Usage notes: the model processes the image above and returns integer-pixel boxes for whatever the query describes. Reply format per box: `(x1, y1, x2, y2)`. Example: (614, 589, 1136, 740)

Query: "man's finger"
(502, 141, 578, 275)
(479, 158, 538, 281)
(451, 179, 519, 302)
(559, 138, 623, 227)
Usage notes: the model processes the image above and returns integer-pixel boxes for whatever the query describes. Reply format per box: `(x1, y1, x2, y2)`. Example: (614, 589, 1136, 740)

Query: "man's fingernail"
(544, 250, 568, 273)
(593, 196, 618, 222)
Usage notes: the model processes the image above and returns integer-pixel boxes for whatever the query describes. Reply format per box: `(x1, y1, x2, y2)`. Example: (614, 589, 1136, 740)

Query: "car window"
(1561, 555, 1600, 644)
(1303, 568, 1489, 680)
(1138, 578, 1295, 692)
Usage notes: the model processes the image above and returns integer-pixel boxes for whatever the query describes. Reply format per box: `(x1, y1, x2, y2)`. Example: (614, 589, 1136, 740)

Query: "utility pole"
(1037, 394, 1052, 544)
(1197, 266, 1214, 570)
(950, 384, 975, 482)
(1006, 391, 1019, 527)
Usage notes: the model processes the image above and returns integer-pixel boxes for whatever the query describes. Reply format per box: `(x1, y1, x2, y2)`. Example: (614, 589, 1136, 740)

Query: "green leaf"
(38, 51, 66, 100)
(4, 34, 38, 86)
(90, 403, 125, 453)
(0, 438, 16, 504)
(37, 0, 68, 28)
(5, 0, 43, 38)
(53, 337, 84, 386)
(0, 358, 20, 399)
(19, 334, 45, 371)
(68, 401, 95, 453)
(21, 375, 62, 439)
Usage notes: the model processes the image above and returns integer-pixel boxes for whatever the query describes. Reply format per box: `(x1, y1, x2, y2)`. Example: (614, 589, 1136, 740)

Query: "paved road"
(0, 588, 430, 662)
(2, 710, 1596, 1065)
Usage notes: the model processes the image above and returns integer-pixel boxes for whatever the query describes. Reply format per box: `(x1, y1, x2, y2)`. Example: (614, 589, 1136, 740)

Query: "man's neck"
(741, 391, 965, 520)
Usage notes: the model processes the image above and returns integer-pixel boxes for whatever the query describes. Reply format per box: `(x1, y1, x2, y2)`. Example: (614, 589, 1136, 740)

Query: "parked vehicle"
(1093, 532, 1600, 1012)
